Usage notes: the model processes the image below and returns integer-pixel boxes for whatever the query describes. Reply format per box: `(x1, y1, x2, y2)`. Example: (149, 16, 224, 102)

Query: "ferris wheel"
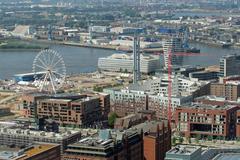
(32, 49, 66, 94)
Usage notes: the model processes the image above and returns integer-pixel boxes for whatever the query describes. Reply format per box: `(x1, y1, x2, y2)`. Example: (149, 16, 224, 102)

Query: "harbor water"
(0, 43, 239, 79)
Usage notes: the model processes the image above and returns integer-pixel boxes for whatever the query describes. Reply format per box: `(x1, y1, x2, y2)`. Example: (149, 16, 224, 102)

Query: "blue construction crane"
(182, 27, 189, 49)
(48, 25, 53, 41)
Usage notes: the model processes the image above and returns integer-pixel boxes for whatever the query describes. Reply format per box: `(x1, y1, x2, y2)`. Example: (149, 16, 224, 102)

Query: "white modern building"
(98, 53, 159, 73)
(90, 26, 109, 33)
(110, 27, 144, 34)
(103, 74, 209, 118)
(129, 74, 208, 97)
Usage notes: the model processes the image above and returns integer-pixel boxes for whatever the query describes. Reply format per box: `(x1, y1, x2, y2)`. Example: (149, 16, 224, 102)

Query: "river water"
(0, 43, 239, 79)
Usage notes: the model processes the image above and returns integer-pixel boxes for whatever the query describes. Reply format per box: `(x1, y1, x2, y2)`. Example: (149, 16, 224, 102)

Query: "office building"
(0, 126, 81, 153)
(163, 37, 184, 67)
(110, 27, 145, 34)
(219, 54, 240, 77)
(210, 81, 240, 101)
(166, 145, 240, 160)
(175, 103, 240, 139)
(189, 71, 219, 81)
(98, 53, 159, 74)
(165, 145, 202, 160)
(90, 26, 109, 33)
(62, 130, 143, 160)
(22, 93, 110, 127)
(0, 107, 11, 117)
(104, 75, 209, 119)
(0, 143, 61, 160)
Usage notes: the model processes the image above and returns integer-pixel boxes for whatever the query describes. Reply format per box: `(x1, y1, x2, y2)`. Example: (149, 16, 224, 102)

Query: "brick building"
(115, 113, 171, 160)
(175, 103, 240, 139)
(210, 82, 240, 101)
(62, 130, 143, 160)
(195, 95, 240, 139)
(21, 93, 110, 127)
(143, 121, 171, 160)
(105, 89, 148, 117)
(237, 110, 240, 138)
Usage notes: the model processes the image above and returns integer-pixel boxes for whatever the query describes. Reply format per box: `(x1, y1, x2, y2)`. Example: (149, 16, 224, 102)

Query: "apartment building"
(210, 81, 240, 101)
(22, 93, 110, 127)
(104, 89, 148, 117)
(175, 103, 239, 139)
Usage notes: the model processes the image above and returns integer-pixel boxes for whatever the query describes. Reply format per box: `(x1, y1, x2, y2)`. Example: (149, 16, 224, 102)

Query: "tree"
(195, 134, 201, 143)
(178, 137, 184, 144)
(207, 135, 213, 141)
(172, 137, 177, 146)
(124, 8, 139, 17)
(93, 86, 103, 92)
(108, 112, 118, 127)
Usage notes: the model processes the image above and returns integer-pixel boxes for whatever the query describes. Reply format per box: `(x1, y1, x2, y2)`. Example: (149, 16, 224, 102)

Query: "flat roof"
(70, 137, 114, 149)
(127, 120, 168, 134)
(0, 127, 80, 139)
(17, 143, 59, 160)
(167, 145, 201, 155)
(179, 103, 237, 110)
(213, 153, 240, 160)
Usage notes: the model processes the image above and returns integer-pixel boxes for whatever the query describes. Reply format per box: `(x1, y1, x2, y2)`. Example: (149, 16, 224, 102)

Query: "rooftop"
(27, 93, 99, 103)
(179, 103, 237, 110)
(103, 53, 156, 60)
(167, 145, 201, 155)
(195, 95, 226, 101)
(127, 120, 168, 135)
(213, 153, 240, 160)
(0, 143, 59, 160)
(0, 127, 80, 140)
(17, 143, 59, 160)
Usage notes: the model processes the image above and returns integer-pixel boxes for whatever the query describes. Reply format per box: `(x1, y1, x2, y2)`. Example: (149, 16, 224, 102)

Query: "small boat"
(185, 47, 200, 53)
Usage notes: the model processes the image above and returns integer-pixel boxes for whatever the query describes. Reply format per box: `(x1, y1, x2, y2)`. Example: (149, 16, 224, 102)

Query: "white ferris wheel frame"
(32, 49, 66, 94)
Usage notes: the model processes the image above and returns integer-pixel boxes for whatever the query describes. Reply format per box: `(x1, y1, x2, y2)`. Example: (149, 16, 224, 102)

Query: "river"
(0, 43, 239, 79)
(0, 45, 115, 79)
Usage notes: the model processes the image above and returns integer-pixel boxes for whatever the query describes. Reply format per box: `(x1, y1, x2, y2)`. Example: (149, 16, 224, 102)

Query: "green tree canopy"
(108, 112, 118, 127)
